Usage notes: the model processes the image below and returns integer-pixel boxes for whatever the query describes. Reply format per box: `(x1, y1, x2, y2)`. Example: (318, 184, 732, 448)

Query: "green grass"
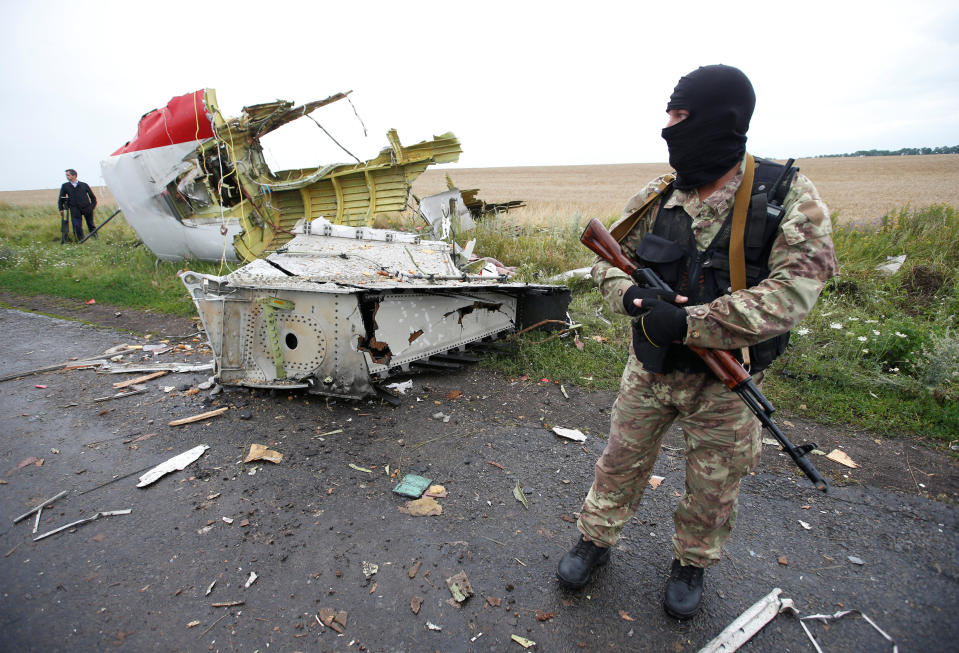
(0, 204, 224, 315)
(1, 202, 956, 440)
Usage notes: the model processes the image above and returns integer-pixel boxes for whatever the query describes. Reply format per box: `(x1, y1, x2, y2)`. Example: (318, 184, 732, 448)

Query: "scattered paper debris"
(426, 621, 442, 631)
(186, 620, 201, 628)
(826, 449, 860, 469)
(399, 497, 443, 516)
(243, 444, 283, 464)
(847, 556, 865, 565)
(168, 407, 228, 427)
(392, 473, 433, 499)
(244, 572, 258, 588)
(875, 253, 906, 276)
(362, 561, 379, 579)
(205, 579, 216, 596)
(513, 481, 529, 510)
(551, 426, 587, 442)
(385, 380, 413, 395)
(221, 517, 233, 524)
(137, 445, 209, 487)
(424, 485, 448, 498)
(799, 520, 812, 530)
(648, 475, 665, 490)
(446, 571, 474, 603)
(511, 634, 536, 648)
(431, 412, 451, 423)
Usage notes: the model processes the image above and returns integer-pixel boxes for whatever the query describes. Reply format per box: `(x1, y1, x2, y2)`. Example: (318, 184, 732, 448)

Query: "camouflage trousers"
(577, 354, 762, 567)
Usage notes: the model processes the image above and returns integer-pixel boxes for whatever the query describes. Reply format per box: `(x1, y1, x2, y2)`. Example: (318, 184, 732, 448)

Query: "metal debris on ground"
(513, 481, 529, 509)
(799, 609, 898, 653)
(551, 426, 587, 442)
(362, 561, 379, 579)
(33, 509, 132, 542)
(392, 474, 432, 498)
(93, 385, 147, 402)
(137, 445, 210, 487)
(825, 449, 860, 469)
(398, 496, 443, 517)
(168, 407, 228, 426)
(243, 444, 284, 464)
(13, 490, 68, 524)
(113, 371, 168, 388)
(697, 587, 797, 653)
(446, 571, 474, 603)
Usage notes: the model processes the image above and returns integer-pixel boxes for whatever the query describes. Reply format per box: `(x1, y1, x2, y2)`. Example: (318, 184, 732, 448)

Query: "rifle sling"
(730, 153, 756, 366)
(611, 174, 675, 243)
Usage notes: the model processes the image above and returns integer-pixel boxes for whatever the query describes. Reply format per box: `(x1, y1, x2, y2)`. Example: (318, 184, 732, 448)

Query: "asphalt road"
(0, 307, 956, 652)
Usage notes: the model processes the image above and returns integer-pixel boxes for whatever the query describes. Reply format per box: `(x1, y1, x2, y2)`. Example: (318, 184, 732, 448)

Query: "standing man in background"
(58, 169, 97, 241)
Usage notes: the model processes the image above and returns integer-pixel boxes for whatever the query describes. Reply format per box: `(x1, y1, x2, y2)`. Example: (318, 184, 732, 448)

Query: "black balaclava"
(661, 65, 755, 190)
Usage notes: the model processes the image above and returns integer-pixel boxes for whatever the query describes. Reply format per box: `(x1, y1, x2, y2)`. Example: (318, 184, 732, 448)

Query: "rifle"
(580, 218, 828, 492)
(59, 195, 69, 244)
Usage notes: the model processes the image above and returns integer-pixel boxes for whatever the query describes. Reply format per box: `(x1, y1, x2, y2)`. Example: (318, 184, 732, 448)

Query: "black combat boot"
(663, 559, 705, 619)
(556, 535, 611, 588)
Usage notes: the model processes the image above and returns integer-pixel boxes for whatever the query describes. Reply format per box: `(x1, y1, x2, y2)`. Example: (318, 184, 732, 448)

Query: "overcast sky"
(3, 0, 957, 191)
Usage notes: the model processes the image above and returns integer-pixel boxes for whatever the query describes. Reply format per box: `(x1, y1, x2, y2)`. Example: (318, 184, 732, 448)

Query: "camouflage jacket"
(591, 158, 840, 350)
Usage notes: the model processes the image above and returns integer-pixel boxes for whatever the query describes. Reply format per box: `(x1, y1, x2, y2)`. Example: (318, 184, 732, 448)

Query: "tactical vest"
(633, 157, 797, 374)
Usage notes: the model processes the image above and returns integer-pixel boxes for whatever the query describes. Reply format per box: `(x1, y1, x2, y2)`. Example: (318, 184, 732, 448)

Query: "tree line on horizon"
(817, 145, 959, 158)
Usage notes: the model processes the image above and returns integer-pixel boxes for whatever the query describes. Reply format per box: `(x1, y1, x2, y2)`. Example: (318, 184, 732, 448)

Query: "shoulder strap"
(611, 174, 675, 243)
(729, 153, 755, 293)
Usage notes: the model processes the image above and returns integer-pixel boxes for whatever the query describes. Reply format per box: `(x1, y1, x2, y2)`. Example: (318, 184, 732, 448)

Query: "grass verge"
(1, 202, 956, 440)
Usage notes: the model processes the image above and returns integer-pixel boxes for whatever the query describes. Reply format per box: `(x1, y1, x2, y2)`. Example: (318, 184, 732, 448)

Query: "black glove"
(637, 299, 688, 347)
(622, 285, 678, 317)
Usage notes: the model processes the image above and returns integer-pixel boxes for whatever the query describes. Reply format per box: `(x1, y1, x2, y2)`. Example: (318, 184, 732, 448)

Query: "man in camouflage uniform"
(556, 65, 839, 619)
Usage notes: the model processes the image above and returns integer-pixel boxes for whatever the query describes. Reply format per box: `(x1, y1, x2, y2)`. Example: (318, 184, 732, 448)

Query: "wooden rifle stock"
(580, 218, 828, 492)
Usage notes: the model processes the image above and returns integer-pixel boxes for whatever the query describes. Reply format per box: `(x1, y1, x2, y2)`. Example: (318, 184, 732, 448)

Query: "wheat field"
(4, 155, 957, 226)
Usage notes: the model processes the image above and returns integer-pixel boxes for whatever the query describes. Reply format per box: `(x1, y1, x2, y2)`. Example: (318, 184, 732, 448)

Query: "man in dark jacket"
(58, 169, 97, 241)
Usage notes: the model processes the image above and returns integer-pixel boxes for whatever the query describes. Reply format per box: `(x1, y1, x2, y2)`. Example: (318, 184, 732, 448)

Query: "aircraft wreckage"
(103, 88, 569, 399)
(181, 218, 569, 399)
(100, 88, 489, 262)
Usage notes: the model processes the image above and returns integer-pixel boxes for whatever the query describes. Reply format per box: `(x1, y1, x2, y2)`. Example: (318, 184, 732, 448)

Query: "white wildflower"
(857, 336, 868, 342)
(872, 330, 880, 336)
(796, 327, 810, 336)
(889, 367, 900, 373)
(895, 332, 908, 338)
(829, 323, 843, 330)
(848, 317, 860, 321)
(862, 349, 870, 354)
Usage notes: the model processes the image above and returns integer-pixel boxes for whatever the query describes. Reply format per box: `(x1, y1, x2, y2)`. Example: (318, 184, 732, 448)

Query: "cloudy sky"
(3, 0, 957, 191)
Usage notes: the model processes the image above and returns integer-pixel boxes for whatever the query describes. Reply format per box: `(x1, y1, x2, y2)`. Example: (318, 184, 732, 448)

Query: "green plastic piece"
(392, 474, 432, 498)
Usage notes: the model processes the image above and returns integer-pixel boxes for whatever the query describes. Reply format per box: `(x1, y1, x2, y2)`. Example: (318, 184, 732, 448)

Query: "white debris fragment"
(245, 572, 258, 588)
(222, 517, 234, 524)
(798, 520, 812, 530)
(847, 556, 865, 565)
(362, 561, 379, 579)
(875, 254, 906, 276)
(426, 621, 442, 631)
(551, 426, 587, 442)
(385, 380, 413, 395)
(698, 587, 797, 653)
(137, 445, 210, 487)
